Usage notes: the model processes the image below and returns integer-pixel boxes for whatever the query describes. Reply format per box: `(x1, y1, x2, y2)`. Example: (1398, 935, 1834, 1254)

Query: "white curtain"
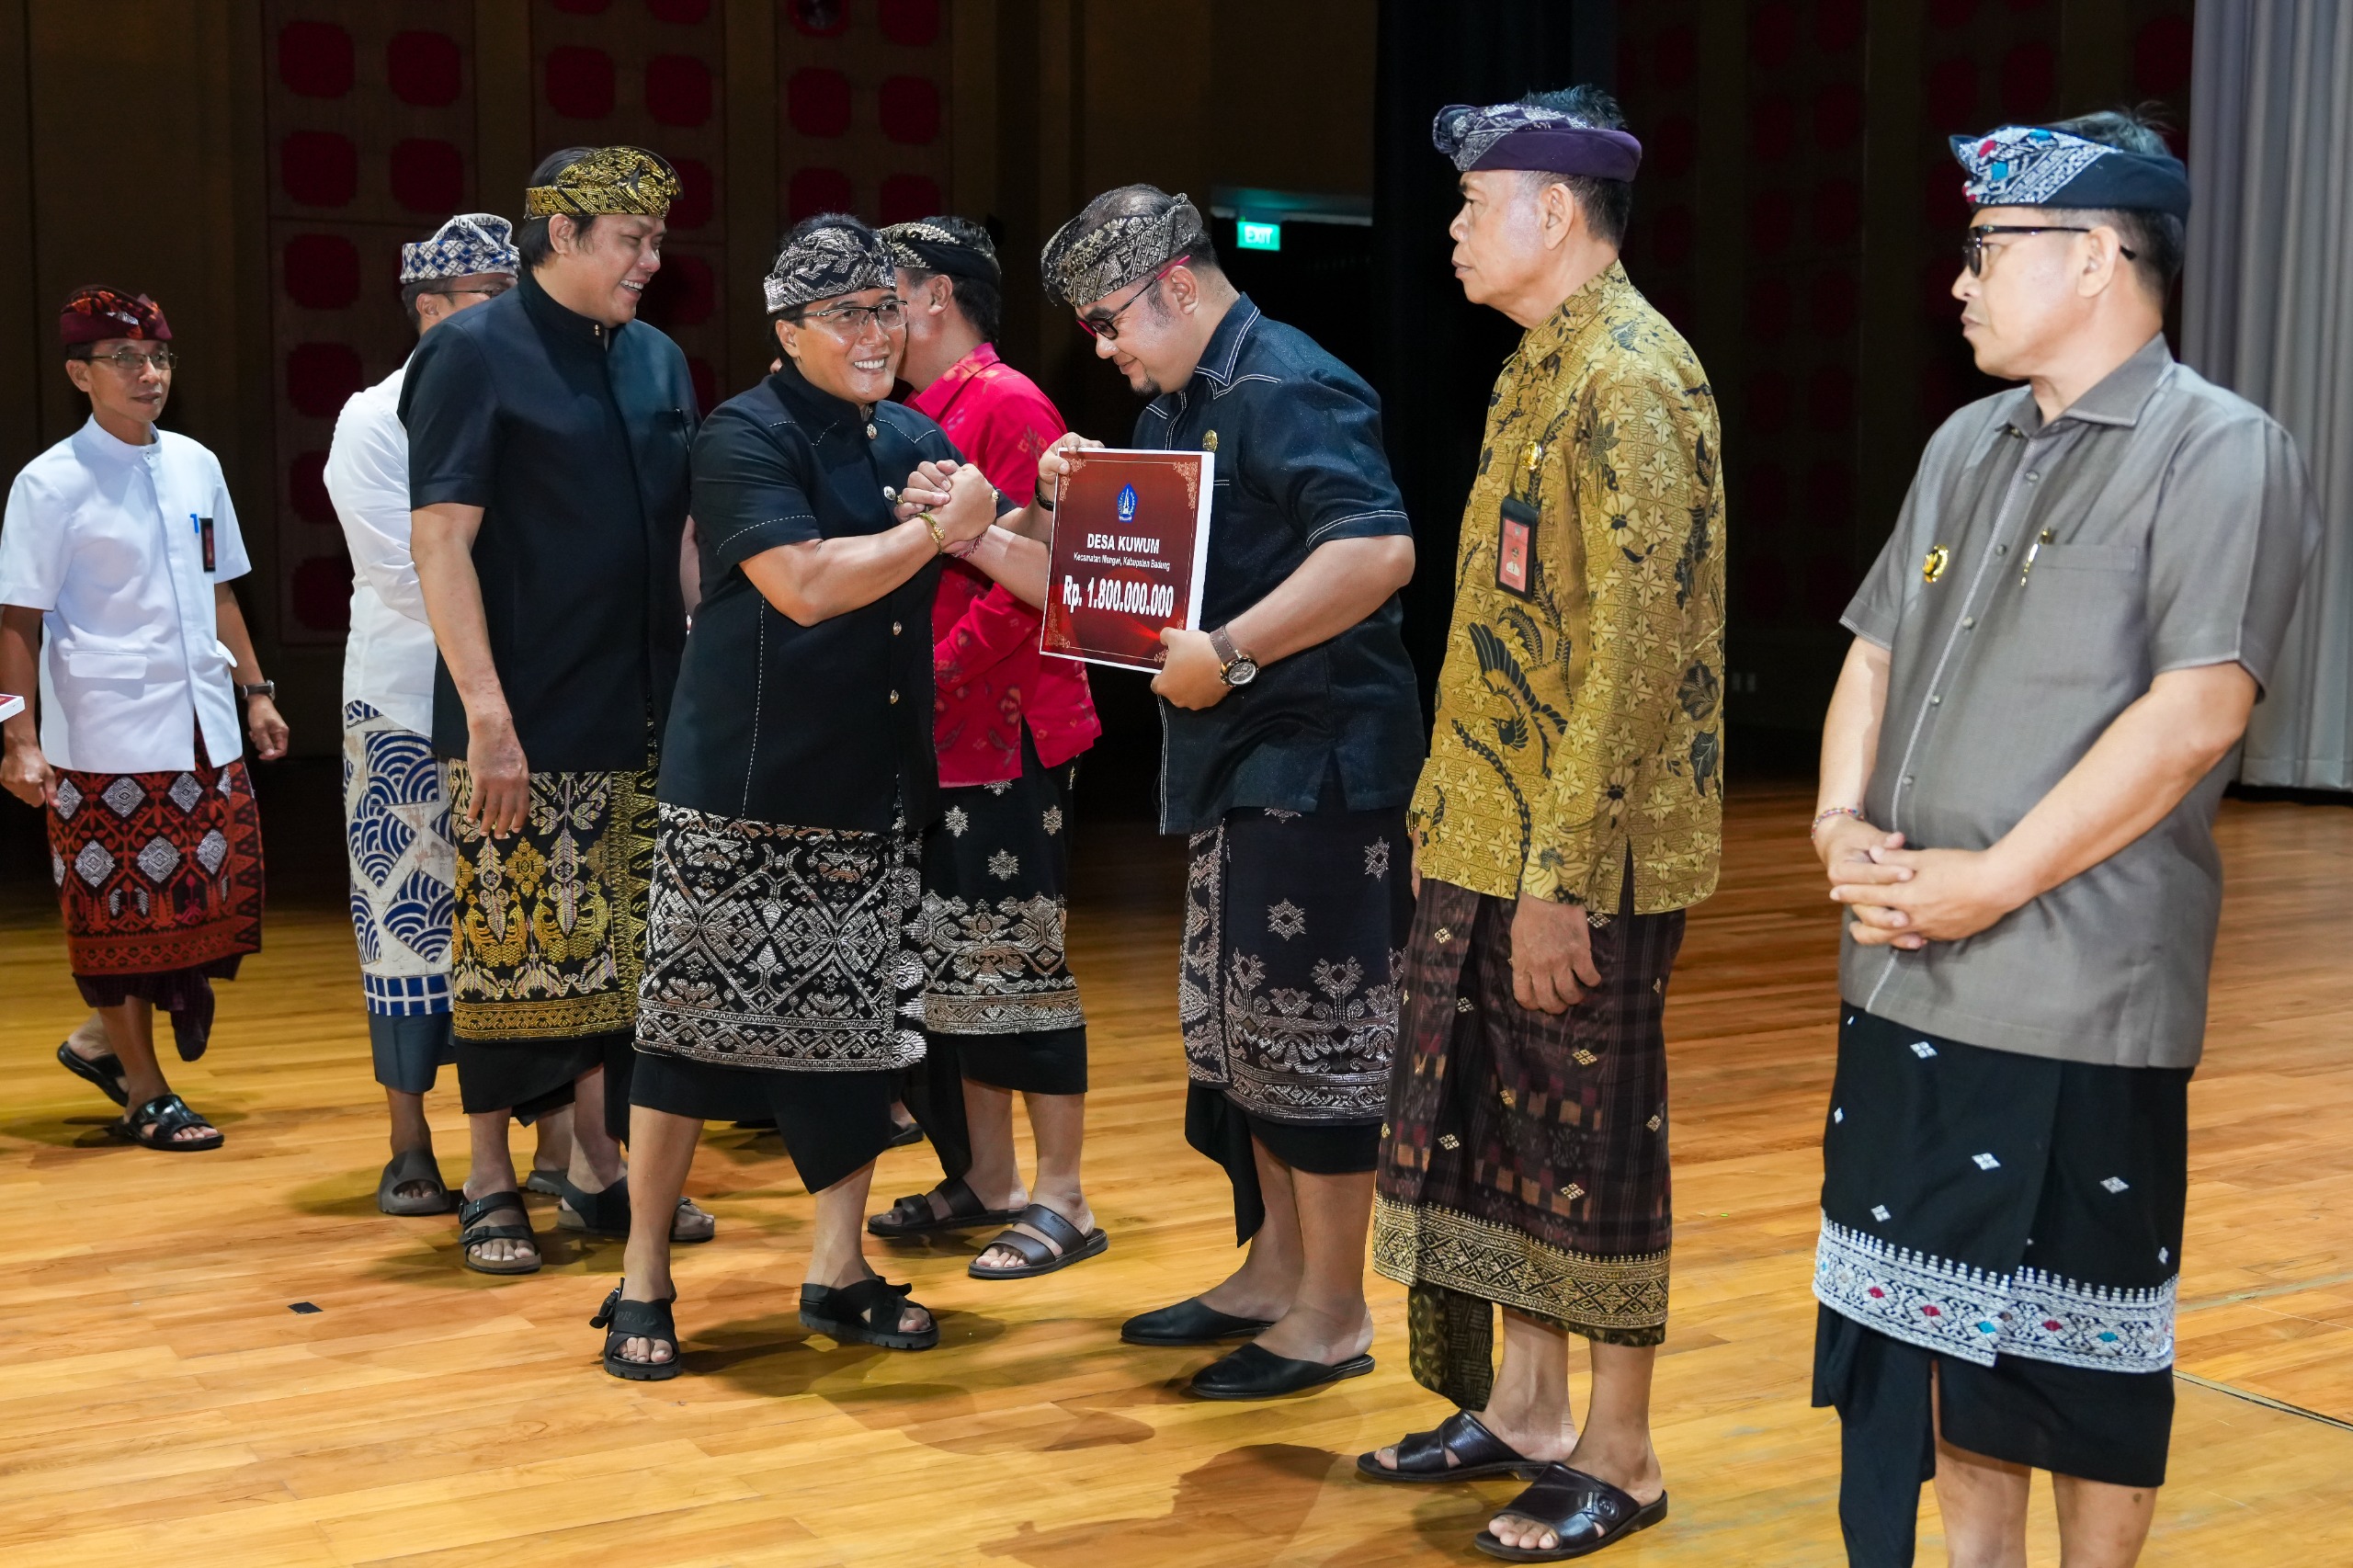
(2185, 0, 2353, 790)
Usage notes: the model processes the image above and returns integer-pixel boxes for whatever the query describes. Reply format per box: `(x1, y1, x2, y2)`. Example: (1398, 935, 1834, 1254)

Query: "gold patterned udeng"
(524, 145, 680, 219)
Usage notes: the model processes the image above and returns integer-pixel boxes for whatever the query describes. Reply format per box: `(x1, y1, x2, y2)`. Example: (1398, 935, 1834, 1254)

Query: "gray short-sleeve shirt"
(1841, 335, 2319, 1069)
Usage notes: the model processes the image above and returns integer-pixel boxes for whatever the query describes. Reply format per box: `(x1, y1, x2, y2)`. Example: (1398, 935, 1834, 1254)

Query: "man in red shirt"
(866, 218, 1108, 1281)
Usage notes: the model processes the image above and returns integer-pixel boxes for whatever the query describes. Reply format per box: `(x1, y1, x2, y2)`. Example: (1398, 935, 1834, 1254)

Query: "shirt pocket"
(63, 645, 152, 681)
(2011, 542, 2147, 691)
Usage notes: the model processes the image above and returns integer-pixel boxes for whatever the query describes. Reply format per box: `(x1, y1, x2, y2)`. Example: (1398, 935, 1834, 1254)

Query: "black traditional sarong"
(631, 803, 926, 1187)
(902, 742, 1086, 1179)
(446, 751, 656, 1129)
(1811, 1006, 2186, 1562)
(46, 730, 264, 1060)
(1373, 875, 1683, 1408)
(1179, 804, 1411, 1241)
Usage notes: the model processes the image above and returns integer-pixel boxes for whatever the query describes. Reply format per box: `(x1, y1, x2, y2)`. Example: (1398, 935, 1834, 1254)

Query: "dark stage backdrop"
(1366, 0, 2194, 760)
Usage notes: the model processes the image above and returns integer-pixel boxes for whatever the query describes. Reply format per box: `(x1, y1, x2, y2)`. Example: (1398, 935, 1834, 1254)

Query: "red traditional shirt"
(908, 343, 1099, 786)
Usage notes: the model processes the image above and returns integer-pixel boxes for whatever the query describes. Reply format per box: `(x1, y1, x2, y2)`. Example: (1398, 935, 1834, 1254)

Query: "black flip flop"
(867, 1175, 1020, 1238)
(592, 1281, 684, 1381)
(457, 1191, 540, 1275)
(968, 1202, 1108, 1280)
(1474, 1464, 1667, 1561)
(800, 1275, 938, 1350)
(1358, 1411, 1545, 1484)
(57, 1040, 129, 1107)
(377, 1147, 455, 1215)
(106, 1093, 222, 1152)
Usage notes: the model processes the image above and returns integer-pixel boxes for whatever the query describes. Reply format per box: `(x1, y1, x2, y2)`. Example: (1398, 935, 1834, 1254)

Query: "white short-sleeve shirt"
(325, 359, 438, 735)
(0, 417, 250, 772)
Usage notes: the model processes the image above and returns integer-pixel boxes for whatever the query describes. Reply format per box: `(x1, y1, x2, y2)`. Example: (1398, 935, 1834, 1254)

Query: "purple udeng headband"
(1433, 103, 1643, 180)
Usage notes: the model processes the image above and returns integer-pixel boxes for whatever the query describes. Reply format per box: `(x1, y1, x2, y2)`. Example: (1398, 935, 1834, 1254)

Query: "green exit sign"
(1236, 220, 1282, 252)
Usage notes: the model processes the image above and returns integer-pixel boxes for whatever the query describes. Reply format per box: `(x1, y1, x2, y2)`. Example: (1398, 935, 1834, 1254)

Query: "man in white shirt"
(328, 214, 571, 1219)
(0, 287, 287, 1151)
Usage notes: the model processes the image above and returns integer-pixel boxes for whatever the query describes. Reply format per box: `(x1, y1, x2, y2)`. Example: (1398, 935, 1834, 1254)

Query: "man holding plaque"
(1039, 185, 1422, 1401)
(1362, 88, 1725, 1562)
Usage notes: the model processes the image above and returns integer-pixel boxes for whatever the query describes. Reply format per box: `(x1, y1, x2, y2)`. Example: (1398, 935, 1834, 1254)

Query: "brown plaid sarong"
(1372, 875, 1684, 1406)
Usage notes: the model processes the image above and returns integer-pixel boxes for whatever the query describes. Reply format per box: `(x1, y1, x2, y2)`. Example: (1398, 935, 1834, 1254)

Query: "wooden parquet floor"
(1, 782, 2348, 1566)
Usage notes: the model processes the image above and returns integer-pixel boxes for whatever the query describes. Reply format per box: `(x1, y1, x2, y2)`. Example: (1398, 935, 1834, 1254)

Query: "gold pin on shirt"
(1922, 544, 1950, 583)
(1201, 430, 1218, 452)
(1524, 441, 1544, 475)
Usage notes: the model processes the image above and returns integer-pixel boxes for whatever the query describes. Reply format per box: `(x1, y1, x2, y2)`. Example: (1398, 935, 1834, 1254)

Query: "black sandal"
(866, 1176, 1020, 1238)
(1474, 1464, 1668, 1561)
(969, 1202, 1108, 1279)
(799, 1275, 938, 1350)
(106, 1093, 222, 1152)
(457, 1191, 540, 1275)
(377, 1147, 455, 1215)
(592, 1281, 684, 1381)
(57, 1040, 129, 1107)
(1357, 1411, 1544, 1484)
(555, 1174, 631, 1236)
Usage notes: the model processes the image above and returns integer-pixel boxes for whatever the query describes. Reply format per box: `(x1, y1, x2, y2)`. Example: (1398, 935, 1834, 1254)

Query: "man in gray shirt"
(1808, 110, 2318, 1567)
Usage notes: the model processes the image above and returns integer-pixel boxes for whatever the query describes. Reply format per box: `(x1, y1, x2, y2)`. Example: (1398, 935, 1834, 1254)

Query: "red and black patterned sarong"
(45, 738, 263, 1058)
(1373, 873, 1685, 1407)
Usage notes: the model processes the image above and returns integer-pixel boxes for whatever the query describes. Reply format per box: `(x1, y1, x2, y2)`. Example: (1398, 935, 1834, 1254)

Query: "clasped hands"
(893, 459, 1000, 552)
(1817, 815, 2028, 949)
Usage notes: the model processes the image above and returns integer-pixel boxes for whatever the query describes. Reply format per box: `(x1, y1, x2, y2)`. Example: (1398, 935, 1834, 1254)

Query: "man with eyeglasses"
(326, 213, 580, 1220)
(1809, 110, 2318, 1567)
(1, 286, 284, 1153)
(404, 148, 712, 1275)
(862, 216, 1108, 1285)
(1037, 185, 1422, 1401)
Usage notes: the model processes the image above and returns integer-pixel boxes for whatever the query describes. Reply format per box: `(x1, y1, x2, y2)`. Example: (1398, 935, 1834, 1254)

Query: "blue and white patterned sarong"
(343, 701, 457, 1090)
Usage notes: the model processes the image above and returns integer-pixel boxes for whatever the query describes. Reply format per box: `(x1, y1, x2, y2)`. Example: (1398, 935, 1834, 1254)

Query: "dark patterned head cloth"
(1039, 186, 1208, 309)
(881, 217, 1001, 288)
(1950, 124, 2190, 219)
(523, 145, 680, 219)
(763, 213, 895, 314)
(59, 286, 171, 346)
(400, 213, 520, 284)
(1432, 100, 1643, 178)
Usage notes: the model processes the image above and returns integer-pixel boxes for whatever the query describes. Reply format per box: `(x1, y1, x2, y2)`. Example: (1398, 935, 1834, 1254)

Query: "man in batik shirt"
(407, 146, 704, 1274)
(1364, 88, 1724, 1563)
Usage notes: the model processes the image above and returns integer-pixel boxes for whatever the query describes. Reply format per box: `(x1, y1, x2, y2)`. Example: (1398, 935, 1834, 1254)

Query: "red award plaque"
(1039, 448, 1215, 672)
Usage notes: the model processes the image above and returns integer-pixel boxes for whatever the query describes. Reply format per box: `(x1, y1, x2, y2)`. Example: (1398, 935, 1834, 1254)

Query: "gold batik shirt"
(1410, 262, 1724, 912)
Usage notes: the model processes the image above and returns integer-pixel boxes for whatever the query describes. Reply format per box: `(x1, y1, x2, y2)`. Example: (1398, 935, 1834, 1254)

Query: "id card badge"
(1496, 497, 1538, 597)
(195, 515, 216, 574)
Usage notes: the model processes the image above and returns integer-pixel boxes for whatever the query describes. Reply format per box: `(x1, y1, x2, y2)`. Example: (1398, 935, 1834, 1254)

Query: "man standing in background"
(1, 287, 287, 1152)
(863, 216, 1108, 1283)
(328, 214, 574, 1217)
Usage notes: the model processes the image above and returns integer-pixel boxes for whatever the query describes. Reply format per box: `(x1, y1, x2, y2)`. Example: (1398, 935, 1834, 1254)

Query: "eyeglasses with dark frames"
(1963, 224, 2137, 277)
(84, 346, 176, 373)
(1078, 256, 1191, 341)
(801, 297, 906, 335)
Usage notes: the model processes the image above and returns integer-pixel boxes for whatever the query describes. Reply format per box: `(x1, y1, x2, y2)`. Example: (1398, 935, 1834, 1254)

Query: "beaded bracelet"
(1811, 804, 1864, 838)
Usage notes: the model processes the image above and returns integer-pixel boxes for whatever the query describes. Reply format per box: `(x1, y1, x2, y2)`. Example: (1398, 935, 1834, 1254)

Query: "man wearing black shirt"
(406, 146, 707, 1274)
(1039, 185, 1422, 1400)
